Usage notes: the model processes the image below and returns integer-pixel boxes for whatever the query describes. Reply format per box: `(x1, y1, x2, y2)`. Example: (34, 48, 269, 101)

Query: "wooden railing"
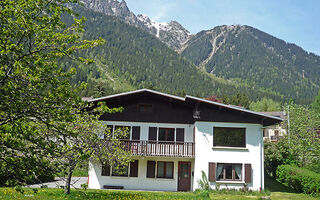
(120, 140, 194, 157)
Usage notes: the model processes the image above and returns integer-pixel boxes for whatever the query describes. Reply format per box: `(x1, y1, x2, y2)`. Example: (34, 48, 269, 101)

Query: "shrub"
(276, 165, 320, 194)
(197, 171, 211, 191)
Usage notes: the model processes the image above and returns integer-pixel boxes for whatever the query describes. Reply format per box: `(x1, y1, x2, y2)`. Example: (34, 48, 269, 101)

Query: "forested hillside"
(181, 25, 320, 104)
(61, 6, 282, 101)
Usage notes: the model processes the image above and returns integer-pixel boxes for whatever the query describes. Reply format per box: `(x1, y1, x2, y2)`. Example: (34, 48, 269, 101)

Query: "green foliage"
(182, 25, 320, 104)
(0, 156, 55, 187)
(264, 103, 320, 179)
(276, 165, 320, 194)
(222, 92, 251, 109)
(249, 97, 281, 112)
(283, 103, 320, 171)
(197, 171, 211, 191)
(311, 90, 320, 113)
(0, 0, 131, 195)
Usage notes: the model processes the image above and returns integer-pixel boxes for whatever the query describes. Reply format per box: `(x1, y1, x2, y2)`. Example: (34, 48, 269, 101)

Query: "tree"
(249, 97, 281, 112)
(0, 0, 131, 194)
(264, 103, 320, 176)
(222, 92, 250, 109)
(312, 90, 320, 114)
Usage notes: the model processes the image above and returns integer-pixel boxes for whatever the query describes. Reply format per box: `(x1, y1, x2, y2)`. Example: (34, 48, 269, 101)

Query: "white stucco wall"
(88, 156, 194, 191)
(193, 122, 263, 191)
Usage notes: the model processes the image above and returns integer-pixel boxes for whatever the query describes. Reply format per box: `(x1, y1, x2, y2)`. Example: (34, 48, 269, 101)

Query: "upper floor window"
(158, 128, 174, 142)
(213, 127, 246, 147)
(139, 104, 153, 113)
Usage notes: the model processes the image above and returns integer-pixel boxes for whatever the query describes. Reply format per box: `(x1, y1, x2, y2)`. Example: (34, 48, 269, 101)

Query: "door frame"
(178, 161, 191, 191)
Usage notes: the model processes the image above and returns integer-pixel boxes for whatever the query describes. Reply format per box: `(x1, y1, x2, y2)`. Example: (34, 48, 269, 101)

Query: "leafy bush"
(276, 165, 320, 194)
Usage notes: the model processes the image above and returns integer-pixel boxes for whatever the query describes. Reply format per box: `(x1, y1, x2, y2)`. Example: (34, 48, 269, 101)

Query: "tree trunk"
(64, 165, 74, 194)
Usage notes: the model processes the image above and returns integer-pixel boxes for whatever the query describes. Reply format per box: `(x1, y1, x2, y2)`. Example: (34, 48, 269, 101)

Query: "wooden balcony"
(120, 140, 195, 157)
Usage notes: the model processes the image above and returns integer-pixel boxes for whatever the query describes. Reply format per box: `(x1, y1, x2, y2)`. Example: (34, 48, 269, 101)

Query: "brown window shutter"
(176, 128, 185, 142)
(132, 126, 140, 140)
(148, 127, 157, 141)
(208, 162, 216, 181)
(129, 160, 139, 177)
(101, 163, 110, 176)
(245, 164, 252, 183)
(147, 161, 156, 178)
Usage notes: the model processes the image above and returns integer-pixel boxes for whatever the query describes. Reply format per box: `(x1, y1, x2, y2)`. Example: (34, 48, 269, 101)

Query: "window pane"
(217, 164, 224, 180)
(165, 162, 173, 178)
(225, 165, 232, 179)
(234, 164, 242, 180)
(158, 129, 166, 141)
(213, 127, 246, 147)
(157, 162, 164, 177)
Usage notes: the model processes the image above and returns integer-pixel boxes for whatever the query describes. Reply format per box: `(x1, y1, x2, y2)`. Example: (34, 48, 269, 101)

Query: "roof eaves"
(88, 88, 185, 102)
(185, 95, 283, 121)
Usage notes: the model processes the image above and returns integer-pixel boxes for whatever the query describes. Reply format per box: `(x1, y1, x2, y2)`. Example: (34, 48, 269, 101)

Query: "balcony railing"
(120, 140, 195, 157)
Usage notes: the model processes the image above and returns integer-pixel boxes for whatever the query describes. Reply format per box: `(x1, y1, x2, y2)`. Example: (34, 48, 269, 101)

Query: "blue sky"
(125, 0, 320, 55)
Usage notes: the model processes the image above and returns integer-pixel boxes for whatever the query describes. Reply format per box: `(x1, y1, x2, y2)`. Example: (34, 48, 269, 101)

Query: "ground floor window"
(157, 161, 174, 179)
(101, 160, 139, 177)
(147, 160, 174, 179)
(216, 163, 242, 181)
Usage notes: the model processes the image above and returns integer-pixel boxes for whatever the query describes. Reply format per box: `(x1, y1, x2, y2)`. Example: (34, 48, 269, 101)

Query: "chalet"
(87, 89, 282, 191)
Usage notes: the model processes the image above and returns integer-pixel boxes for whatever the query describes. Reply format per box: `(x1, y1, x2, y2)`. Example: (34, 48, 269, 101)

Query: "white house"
(87, 89, 282, 192)
(259, 112, 286, 142)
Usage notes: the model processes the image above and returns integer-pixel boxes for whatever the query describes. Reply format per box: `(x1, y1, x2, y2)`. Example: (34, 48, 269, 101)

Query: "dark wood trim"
(245, 164, 252, 183)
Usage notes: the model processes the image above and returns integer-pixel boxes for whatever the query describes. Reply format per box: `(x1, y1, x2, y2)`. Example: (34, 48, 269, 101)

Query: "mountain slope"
(63, 6, 282, 101)
(81, 0, 190, 50)
(181, 25, 320, 104)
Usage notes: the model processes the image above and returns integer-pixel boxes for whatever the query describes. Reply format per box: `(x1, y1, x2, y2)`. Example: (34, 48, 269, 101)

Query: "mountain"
(181, 25, 320, 104)
(81, 0, 190, 50)
(62, 5, 281, 102)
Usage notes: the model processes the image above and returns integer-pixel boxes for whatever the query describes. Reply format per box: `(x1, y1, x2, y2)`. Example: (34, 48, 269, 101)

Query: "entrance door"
(178, 162, 191, 191)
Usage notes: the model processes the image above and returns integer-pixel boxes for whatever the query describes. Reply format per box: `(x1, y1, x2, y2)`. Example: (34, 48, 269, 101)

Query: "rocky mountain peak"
(81, 0, 191, 51)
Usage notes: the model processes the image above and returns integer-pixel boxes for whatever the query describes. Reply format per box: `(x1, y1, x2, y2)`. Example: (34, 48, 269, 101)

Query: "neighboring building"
(259, 112, 286, 142)
(87, 89, 282, 191)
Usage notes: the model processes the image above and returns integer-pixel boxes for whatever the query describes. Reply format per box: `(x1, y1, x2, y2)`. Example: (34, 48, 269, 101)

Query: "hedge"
(276, 165, 320, 194)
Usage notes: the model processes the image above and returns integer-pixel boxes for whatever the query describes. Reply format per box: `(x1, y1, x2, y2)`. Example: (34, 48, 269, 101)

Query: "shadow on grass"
(264, 174, 298, 193)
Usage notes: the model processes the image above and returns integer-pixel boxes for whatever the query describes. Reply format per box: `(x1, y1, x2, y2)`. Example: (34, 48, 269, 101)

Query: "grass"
(0, 175, 318, 200)
(0, 188, 204, 200)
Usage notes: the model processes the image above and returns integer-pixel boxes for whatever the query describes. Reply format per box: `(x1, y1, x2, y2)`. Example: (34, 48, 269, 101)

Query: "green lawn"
(0, 176, 318, 200)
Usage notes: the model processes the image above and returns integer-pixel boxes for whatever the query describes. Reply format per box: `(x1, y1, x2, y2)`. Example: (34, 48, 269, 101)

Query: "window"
(176, 128, 184, 142)
(157, 161, 174, 179)
(147, 161, 156, 178)
(158, 128, 174, 142)
(213, 127, 246, 147)
(103, 160, 139, 177)
(139, 104, 153, 113)
(132, 126, 140, 140)
(216, 163, 242, 181)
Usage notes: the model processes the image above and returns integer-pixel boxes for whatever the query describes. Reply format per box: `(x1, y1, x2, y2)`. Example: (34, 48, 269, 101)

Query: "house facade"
(260, 112, 286, 142)
(87, 89, 282, 191)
